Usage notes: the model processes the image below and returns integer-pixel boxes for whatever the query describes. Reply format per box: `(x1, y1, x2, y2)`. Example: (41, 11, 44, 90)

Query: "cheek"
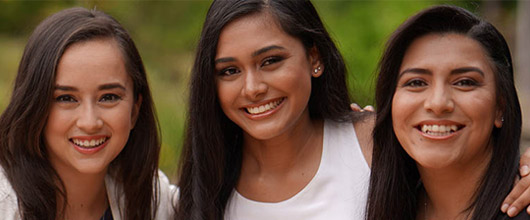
(108, 106, 136, 132)
(279, 66, 312, 100)
(391, 91, 418, 146)
(216, 81, 241, 117)
(391, 92, 409, 127)
(44, 108, 71, 141)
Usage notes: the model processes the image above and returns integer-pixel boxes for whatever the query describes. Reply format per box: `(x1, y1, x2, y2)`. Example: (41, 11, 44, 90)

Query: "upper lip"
(240, 97, 284, 109)
(70, 135, 109, 140)
(415, 120, 465, 129)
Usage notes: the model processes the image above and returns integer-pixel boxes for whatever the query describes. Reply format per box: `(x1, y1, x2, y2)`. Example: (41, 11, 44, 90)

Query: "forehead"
(401, 33, 493, 71)
(56, 38, 131, 86)
(215, 12, 300, 58)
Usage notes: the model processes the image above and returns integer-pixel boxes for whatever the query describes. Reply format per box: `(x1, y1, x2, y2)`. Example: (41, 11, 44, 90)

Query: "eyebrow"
(98, 83, 126, 91)
(54, 83, 126, 91)
(55, 85, 77, 91)
(398, 68, 431, 79)
(398, 66, 485, 79)
(214, 45, 285, 64)
(451, 67, 484, 76)
(251, 45, 285, 57)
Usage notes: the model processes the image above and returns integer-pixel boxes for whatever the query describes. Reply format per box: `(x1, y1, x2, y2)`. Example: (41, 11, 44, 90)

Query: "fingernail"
(502, 204, 509, 213)
(508, 207, 517, 217)
(521, 165, 529, 176)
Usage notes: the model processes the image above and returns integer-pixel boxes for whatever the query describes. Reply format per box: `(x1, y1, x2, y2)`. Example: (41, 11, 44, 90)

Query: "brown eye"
(99, 94, 122, 102)
(261, 56, 283, 67)
(404, 79, 427, 87)
(454, 79, 478, 87)
(55, 95, 77, 103)
(219, 67, 240, 76)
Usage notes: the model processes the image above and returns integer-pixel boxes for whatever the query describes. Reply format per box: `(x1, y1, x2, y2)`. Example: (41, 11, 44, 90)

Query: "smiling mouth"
(70, 137, 109, 149)
(245, 98, 285, 115)
(417, 124, 464, 136)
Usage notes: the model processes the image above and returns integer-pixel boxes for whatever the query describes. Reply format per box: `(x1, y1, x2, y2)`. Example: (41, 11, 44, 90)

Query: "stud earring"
(502, 117, 504, 122)
(313, 66, 321, 74)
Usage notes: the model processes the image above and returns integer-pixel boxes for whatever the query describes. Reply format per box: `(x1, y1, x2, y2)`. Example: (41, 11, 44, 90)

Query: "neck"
(418, 150, 491, 220)
(242, 113, 323, 175)
(55, 167, 109, 220)
(237, 111, 324, 202)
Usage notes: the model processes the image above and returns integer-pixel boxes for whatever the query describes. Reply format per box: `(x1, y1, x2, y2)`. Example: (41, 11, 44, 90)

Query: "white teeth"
(432, 125, 439, 132)
(421, 124, 460, 136)
(72, 137, 107, 148)
(246, 99, 283, 115)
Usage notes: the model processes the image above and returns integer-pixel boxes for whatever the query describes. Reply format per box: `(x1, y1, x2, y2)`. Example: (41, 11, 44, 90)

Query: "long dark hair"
(0, 7, 160, 220)
(367, 5, 522, 220)
(176, 0, 355, 219)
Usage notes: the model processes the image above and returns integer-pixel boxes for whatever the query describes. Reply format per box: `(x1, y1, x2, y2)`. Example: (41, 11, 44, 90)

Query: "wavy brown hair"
(0, 7, 160, 220)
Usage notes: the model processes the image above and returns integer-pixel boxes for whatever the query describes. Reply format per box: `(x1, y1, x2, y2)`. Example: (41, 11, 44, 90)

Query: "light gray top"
(0, 167, 177, 220)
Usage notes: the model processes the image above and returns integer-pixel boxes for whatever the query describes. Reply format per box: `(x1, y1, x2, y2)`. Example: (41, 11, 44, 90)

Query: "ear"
(131, 94, 142, 129)
(494, 106, 503, 128)
(309, 46, 324, 78)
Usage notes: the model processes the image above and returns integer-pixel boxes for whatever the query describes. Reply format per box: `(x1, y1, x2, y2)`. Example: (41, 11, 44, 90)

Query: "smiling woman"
(45, 39, 139, 177)
(215, 12, 321, 142)
(176, 1, 373, 219)
(0, 7, 176, 220)
(367, 5, 528, 220)
(393, 33, 501, 171)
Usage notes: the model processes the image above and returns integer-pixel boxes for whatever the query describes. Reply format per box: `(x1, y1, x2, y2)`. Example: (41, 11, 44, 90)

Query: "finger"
(522, 165, 530, 177)
(506, 177, 530, 217)
(502, 175, 530, 213)
(363, 105, 375, 112)
(520, 147, 530, 177)
(350, 103, 362, 112)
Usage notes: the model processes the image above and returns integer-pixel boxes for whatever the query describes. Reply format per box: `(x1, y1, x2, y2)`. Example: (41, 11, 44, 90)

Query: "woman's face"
(392, 33, 503, 169)
(44, 38, 140, 176)
(215, 12, 321, 141)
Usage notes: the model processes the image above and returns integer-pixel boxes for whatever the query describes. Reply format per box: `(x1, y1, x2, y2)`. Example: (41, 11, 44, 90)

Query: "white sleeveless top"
(224, 120, 371, 220)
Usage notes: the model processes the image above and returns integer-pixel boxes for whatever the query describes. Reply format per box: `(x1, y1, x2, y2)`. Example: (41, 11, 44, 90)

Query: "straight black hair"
(367, 5, 522, 220)
(176, 0, 357, 219)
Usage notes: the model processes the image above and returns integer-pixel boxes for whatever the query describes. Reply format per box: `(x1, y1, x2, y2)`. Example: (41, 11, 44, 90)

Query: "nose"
(241, 71, 268, 100)
(424, 83, 454, 115)
(76, 102, 104, 133)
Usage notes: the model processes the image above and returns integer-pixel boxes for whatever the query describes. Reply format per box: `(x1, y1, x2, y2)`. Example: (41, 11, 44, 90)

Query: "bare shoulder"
(352, 113, 375, 167)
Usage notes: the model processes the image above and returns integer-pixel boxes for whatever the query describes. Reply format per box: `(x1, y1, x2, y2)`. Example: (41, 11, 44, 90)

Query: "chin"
(414, 155, 456, 169)
(73, 163, 109, 175)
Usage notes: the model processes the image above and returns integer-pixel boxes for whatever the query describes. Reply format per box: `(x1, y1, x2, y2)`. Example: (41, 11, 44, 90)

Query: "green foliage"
(0, 0, 511, 180)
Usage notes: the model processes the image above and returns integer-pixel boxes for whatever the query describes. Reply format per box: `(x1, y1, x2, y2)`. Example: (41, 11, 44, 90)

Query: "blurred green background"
(0, 0, 525, 181)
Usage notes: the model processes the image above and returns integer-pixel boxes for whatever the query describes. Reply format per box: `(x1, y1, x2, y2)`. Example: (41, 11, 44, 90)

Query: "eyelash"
(454, 79, 478, 87)
(217, 55, 285, 76)
(403, 79, 427, 88)
(218, 67, 240, 76)
(54, 94, 122, 103)
(261, 56, 284, 67)
(55, 95, 77, 103)
(100, 94, 122, 102)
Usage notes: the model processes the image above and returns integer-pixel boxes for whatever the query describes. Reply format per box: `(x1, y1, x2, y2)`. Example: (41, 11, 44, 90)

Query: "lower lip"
(418, 128, 461, 140)
(244, 98, 285, 120)
(72, 140, 108, 155)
